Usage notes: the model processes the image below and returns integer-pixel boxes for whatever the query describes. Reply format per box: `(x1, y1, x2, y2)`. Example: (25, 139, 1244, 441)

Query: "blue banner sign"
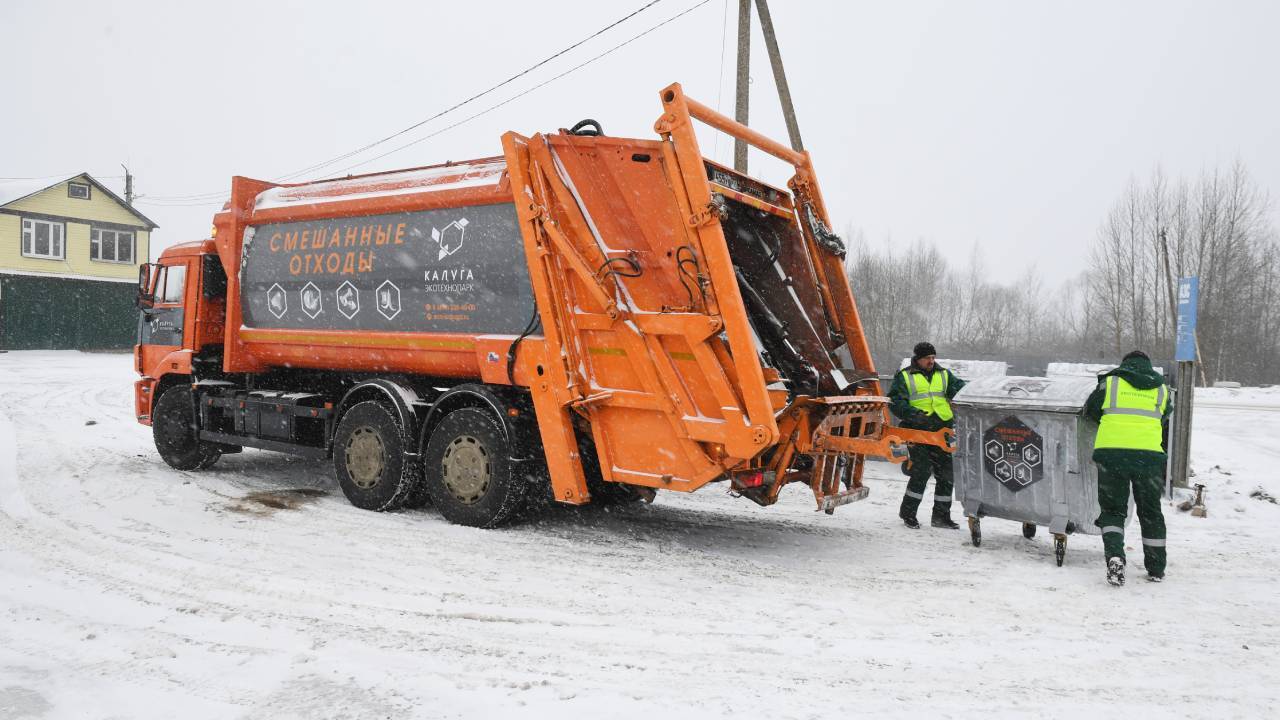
(1175, 276, 1199, 362)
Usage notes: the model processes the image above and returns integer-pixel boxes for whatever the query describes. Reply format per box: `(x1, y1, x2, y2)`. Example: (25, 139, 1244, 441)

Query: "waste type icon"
(267, 283, 288, 319)
(376, 280, 401, 320)
(301, 282, 323, 319)
(336, 280, 360, 319)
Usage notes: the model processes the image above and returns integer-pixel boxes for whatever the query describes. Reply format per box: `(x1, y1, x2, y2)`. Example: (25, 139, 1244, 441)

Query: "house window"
(91, 228, 135, 264)
(20, 218, 65, 260)
(68, 182, 91, 200)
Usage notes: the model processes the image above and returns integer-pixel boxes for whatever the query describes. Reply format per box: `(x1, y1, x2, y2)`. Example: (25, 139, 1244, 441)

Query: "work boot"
(1106, 557, 1126, 587)
(1147, 574, 1164, 583)
(899, 495, 921, 529)
(931, 506, 959, 530)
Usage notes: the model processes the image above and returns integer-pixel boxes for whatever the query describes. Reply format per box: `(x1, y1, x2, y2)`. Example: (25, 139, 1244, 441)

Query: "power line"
(0, 173, 125, 182)
(323, 0, 713, 177)
(144, 0, 665, 202)
(712, 0, 730, 163)
(137, 0, 712, 208)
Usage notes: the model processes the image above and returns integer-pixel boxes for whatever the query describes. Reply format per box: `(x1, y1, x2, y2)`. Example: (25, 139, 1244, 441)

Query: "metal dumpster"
(951, 375, 1123, 565)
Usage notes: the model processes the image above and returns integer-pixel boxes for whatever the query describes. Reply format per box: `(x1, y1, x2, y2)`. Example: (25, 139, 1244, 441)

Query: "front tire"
(153, 385, 221, 470)
(422, 407, 526, 527)
(333, 401, 417, 511)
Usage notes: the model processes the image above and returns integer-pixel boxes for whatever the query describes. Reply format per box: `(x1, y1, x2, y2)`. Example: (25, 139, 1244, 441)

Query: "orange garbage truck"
(133, 83, 952, 527)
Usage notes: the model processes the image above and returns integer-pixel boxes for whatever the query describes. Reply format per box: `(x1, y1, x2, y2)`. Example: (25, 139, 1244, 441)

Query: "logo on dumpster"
(983, 416, 1044, 492)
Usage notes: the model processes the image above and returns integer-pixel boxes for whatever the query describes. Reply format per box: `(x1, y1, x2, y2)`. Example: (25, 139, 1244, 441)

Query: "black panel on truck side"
(240, 203, 536, 335)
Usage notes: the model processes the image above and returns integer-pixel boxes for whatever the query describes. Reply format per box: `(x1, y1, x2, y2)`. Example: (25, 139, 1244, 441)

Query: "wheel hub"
(442, 435, 490, 504)
(345, 427, 386, 490)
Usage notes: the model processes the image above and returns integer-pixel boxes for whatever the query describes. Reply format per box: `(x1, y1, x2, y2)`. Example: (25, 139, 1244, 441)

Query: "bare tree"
(842, 161, 1279, 384)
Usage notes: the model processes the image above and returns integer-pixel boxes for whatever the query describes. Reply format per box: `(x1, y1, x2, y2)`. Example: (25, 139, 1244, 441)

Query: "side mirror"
(136, 263, 157, 310)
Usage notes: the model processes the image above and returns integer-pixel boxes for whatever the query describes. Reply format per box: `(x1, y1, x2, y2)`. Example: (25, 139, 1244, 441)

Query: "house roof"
(0, 178, 57, 208)
(0, 172, 158, 229)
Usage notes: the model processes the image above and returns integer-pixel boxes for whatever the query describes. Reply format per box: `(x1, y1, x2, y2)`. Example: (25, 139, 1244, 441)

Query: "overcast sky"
(3, 0, 1277, 282)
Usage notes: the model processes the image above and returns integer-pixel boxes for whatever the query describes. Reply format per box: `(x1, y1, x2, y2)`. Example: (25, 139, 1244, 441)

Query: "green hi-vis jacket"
(1083, 355, 1173, 475)
(888, 364, 967, 430)
(1094, 375, 1170, 451)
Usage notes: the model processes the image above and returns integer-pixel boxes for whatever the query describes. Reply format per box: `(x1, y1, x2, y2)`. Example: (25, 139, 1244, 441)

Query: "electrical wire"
(712, 0, 730, 163)
(0, 174, 124, 182)
(137, 0, 713, 207)
(318, 0, 712, 177)
(143, 1, 666, 202)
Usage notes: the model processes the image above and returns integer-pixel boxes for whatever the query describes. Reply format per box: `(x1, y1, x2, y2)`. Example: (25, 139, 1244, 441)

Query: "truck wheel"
(153, 386, 221, 471)
(422, 407, 526, 527)
(333, 401, 417, 512)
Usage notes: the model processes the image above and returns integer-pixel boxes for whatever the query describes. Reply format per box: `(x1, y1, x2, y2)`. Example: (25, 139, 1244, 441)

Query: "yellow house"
(0, 173, 158, 350)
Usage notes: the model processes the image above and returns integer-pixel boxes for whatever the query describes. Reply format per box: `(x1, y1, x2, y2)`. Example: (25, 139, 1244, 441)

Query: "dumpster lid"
(898, 358, 1008, 378)
(952, 375, 1099, 412)
(1046, 362, 1164, 378)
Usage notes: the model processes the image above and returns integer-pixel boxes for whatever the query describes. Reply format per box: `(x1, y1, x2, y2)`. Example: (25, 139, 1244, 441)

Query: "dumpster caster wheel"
(1022, 522, 1037, 539)
(968, 516, 981, 547)
(1053, 533, 1067, 566)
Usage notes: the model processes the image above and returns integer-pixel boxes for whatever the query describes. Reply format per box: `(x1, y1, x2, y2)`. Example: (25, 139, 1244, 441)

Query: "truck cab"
(133, 240, 226, 426)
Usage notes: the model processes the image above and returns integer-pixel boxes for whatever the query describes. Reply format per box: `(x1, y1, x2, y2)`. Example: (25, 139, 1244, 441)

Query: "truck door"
(137, 260, 190, 370)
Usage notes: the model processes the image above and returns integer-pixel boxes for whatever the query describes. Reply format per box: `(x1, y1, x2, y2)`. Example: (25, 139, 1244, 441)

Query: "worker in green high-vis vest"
(1083, 350, 1173, 586)
(888, 342, 966, 530)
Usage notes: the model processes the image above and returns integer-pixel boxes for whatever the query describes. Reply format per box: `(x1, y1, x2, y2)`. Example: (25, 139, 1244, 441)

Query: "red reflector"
(739, 470, 765, 488)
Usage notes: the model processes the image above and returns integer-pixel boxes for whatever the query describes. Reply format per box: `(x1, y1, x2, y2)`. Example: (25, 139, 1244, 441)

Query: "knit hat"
(1123, 350, 1150, 362)
(913, 342, 937, 361)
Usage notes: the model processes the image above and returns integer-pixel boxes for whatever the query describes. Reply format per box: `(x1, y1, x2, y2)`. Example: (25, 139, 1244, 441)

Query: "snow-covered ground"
(2, 351, 1277, 719)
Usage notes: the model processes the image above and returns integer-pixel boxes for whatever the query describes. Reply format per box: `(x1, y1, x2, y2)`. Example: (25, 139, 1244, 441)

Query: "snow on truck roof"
(253, 158, 507, 211)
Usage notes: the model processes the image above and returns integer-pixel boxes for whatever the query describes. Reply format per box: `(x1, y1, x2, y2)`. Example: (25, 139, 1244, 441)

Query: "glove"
(922, 414, 945, 432)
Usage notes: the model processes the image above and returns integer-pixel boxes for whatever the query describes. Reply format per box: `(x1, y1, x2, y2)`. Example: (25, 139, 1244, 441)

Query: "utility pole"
(1158, 229, 1177, 337)
(121, 164, 134, 205)
(734, 0, 751, 173)
(754, 0, 804, 153)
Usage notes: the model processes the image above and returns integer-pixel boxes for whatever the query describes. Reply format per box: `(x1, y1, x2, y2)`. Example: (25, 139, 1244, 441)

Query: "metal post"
(121, 164, 134, 205)
(734, 0, 751, 173)
(1168, 360, 1195, 495)
(754, 0, 804, 152)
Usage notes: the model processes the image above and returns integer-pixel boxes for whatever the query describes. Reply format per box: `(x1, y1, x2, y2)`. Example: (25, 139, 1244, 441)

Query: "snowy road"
(2, 352, 1278, 719)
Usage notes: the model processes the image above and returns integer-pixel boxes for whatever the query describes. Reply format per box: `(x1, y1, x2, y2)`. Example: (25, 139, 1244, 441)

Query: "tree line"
(844, 161, 1280, 386)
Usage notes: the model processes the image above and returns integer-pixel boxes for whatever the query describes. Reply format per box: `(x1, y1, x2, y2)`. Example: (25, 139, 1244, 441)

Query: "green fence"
(0, 273, 137, 350)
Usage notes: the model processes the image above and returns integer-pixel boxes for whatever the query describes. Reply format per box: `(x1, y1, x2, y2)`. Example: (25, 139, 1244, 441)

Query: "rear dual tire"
(421, 407, 527, 528)
(331, 401, 528, 527)
(333, 401, 418, 512)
